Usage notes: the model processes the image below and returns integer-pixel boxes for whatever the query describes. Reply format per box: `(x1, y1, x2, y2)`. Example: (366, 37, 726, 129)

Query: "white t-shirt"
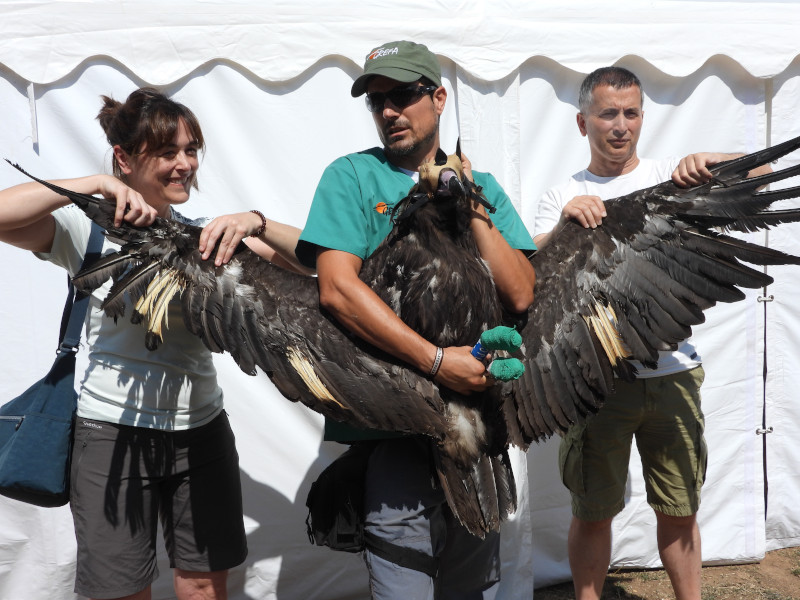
(530, 158, 701, 378)
(36, 204, 223, 429)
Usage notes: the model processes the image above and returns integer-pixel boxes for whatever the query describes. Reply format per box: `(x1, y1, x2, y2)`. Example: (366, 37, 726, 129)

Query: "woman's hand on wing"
(96, 176, 157, 228)
(199, 211, 265, 266)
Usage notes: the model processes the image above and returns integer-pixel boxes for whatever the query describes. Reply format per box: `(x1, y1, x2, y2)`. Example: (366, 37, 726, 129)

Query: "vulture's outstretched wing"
(507, 136, 800, 447)
(9, 136, 800, 537)
(4, 160, 449, 442)
(5, 155, 516, 538)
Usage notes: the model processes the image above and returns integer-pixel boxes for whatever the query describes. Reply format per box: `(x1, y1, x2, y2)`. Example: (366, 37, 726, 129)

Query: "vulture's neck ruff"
(362, 150, 503, 349)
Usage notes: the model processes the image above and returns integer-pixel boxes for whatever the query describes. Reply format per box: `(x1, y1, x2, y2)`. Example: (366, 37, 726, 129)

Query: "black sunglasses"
(365, 84, 438, 113)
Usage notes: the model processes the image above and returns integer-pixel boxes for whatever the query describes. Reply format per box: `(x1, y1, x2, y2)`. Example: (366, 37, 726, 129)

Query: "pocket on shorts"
(558, 423, 587, 497)
(688, 366, 708, 490)
(70, 420, 98, 501)
(694, 415, 708, 491)
(690, 365, 706, 389)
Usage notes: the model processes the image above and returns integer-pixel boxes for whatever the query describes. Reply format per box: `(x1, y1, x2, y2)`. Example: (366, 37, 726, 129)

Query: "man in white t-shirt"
(529, 66, 772, 600)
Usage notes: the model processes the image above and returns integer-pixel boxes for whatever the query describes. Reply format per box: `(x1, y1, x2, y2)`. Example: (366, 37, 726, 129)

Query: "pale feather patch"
(427, 274, 439, 301)
(443, 403, 486, 462)
(223, 262, 243, 278)
(134, 268, 185, 342)
(583, 301, 630, 365)
(440, 323, 455, 340)
(388, 288, 402, 313)
(286, 347, 346, 408)
(220, 264, 256, 300)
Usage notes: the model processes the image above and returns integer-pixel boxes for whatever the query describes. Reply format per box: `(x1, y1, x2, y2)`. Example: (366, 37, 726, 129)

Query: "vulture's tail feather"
(433, 444, 517, 538)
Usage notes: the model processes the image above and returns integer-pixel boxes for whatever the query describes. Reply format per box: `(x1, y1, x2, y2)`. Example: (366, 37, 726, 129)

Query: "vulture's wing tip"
(4, 159, 29, 176)
(4, 159, 57, 190)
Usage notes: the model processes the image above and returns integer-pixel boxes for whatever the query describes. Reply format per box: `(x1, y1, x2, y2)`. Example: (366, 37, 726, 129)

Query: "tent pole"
(759, 77, 774, 520)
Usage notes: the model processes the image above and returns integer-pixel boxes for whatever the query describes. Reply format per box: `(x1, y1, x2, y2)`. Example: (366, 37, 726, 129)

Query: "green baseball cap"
(351, 40, 442, 97)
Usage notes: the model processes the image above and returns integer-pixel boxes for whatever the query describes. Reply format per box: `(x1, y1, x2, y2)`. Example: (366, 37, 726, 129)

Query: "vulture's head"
(392, 148, 495, 236)
(418, 150, 466, 198)
(390, 149, 472, 242)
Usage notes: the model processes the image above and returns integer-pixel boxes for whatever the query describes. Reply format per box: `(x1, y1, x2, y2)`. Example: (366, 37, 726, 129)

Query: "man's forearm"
(469, 211, 535, 313)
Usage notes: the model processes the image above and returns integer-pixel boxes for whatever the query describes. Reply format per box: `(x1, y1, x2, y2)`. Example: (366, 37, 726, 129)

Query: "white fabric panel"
(0, 61, 530, 600)
(518, 58, 783, 586)
(605, 66, 770, 570)
(1, 35, 800, 600)
(0, 500, 76, 600)
(446, 65, 535, 598)
(526, 437, 572, 586)
(1, 1, 799, 83)
(454, 66, 522, 212)
(761, 69, 800, 551)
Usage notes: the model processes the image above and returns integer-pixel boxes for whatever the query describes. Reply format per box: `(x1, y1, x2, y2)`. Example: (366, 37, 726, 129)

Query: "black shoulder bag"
(305, 440, 439, 577)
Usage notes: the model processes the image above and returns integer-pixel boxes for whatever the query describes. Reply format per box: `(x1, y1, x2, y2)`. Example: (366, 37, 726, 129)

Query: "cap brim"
(350, 66, 426, 97)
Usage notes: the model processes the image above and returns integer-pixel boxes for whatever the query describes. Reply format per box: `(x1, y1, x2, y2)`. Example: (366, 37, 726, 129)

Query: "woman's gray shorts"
(69, 411, 247, 599)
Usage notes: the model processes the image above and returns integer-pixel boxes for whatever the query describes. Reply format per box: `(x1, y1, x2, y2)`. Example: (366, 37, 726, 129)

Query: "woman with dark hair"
(0, 87, 302, 600)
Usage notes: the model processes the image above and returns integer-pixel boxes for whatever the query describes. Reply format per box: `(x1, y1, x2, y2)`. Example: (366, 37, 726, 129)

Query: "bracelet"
(429, 347, 444, 378)
(250, 209, 267, 237)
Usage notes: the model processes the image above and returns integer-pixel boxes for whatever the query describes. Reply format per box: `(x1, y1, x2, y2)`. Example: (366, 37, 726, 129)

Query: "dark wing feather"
(185, 257, 454, 438)
(1, 158, 506, 537)
(510, 135, 800, 446)
(14, 136, 800, 536)
(3, 160, 451, 440)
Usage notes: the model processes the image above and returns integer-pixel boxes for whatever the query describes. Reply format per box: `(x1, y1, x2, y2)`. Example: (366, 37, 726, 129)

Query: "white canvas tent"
(1, 1, 800, 598)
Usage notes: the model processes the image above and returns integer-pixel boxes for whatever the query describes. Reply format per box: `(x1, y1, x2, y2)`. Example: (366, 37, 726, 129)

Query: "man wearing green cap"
(296, 40, 536, 599)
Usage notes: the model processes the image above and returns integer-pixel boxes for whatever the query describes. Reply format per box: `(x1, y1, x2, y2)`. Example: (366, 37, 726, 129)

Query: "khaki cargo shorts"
(559, 366, 707, 521)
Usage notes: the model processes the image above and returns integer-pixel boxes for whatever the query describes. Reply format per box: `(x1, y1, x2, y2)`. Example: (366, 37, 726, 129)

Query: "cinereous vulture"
(7, 134, 800, 538)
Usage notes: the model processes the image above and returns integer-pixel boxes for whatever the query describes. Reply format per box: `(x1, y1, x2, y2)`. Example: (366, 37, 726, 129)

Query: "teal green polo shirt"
(297, 147, 535, 441)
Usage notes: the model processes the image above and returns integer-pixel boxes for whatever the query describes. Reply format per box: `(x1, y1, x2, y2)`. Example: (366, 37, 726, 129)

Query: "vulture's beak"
(437, 168, 465, 198)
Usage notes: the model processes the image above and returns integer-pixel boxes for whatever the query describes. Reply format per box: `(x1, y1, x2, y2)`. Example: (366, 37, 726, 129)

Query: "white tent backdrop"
(1, 1, 800, 598)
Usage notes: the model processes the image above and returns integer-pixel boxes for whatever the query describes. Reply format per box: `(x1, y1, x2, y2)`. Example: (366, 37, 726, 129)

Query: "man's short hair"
(578, 67, 644, 113)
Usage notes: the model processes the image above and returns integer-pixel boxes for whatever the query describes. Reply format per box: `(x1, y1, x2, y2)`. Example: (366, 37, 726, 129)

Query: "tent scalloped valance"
(1, 0, 799, 84)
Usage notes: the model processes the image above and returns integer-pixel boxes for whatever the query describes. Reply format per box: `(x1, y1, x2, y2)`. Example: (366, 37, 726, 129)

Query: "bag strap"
(363, 530, 439, 578)
(58, 223, 104, 353)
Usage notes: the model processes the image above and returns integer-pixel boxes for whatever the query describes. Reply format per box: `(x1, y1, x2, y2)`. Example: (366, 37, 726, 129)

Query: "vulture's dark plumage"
(8, 136, 800, 538)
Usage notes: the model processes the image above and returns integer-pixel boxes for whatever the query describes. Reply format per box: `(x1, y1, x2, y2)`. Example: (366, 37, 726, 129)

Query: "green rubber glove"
(471, 325, 525, 381)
